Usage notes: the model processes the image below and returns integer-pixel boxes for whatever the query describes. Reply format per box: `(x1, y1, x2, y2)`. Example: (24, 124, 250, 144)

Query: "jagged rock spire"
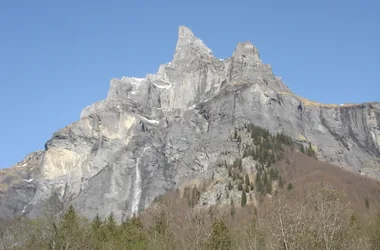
(232, 41, 262, 65)
(172, 26, 213, 63)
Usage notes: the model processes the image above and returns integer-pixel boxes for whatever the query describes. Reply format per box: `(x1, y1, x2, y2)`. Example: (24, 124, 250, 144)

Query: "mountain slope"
(1, 26, 379, 221)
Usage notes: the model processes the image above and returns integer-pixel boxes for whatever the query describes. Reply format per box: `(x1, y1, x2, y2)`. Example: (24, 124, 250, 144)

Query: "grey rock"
(0, 151, 43, 221)
(1, 26, 379, 221)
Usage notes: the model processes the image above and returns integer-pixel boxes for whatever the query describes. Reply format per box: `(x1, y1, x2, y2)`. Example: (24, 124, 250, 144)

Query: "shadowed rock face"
(0, 151, 43, 221)
(1, 26, 379, 221)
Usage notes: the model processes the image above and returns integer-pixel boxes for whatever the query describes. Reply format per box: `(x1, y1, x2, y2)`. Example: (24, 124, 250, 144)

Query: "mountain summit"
(173, 26, 213, 62)
(1, 26, 379, 221)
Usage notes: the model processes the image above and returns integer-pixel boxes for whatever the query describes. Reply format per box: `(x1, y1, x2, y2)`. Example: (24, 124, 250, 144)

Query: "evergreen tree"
(245, 174, 250, 186)
(232, 171, 237, 181)
(227, 182, 233, 190)
(228, 165, 232, 177)
(190, 185, 200, 207)
(104, 212, 118, 241)
(243, 147, 249, 158)
(61, 204, 78, 231)
(262, 172, 268, 195)
(250, 182, 254, 191)
(233, 158, 242, 172)
(208, 219, 231, 250)
(183, 186, 190, 203)
(245, 183, 250, 193)
(278, 175, 284, 189)
(255, 173, 264, 195)
(91, 214, 106, 246)
(120, 216, 148, 249)
(230, 198, 235, 217)
(270, 152, 276, 164)
(91, 214, 102, 231)
(252, 147, 258, 160)
(56, 204, 82, 249)
(266, 177, 272, 195)
(306, 142, 315, 157)
(241, 190, 247, 207)
(269, 167, 279, 180)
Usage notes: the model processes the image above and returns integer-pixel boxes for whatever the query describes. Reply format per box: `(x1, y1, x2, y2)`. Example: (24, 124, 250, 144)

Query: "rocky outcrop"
(1, 26, 379, 221)
(0, 151, 43, 221)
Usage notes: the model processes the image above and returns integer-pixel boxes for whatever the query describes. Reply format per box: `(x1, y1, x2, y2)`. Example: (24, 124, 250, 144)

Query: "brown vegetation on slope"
(277, 148, 380, 216)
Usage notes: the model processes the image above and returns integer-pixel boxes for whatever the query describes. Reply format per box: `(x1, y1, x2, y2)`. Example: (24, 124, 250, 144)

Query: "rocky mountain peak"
(1, 25, 379, 223)
(232, 41, 262, 65)
(173, 26, 214, 63)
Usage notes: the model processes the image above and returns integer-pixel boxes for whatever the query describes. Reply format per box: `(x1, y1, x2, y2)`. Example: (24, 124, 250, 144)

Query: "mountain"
(1, 26, 380, 221)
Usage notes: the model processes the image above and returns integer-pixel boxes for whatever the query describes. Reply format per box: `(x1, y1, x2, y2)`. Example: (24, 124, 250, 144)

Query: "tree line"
(2, 184, 380, 249)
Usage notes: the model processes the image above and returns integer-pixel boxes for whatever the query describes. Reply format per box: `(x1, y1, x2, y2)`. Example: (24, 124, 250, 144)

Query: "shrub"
(365, 197, 370, 209)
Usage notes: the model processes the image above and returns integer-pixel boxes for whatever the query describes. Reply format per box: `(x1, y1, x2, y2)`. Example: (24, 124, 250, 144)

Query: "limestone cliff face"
(0, 151, 43, 221)
(1, 26, 379, 221)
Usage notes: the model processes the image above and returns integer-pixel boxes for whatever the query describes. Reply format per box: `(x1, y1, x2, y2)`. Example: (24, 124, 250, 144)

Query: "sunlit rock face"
(1, 26, 379, 221)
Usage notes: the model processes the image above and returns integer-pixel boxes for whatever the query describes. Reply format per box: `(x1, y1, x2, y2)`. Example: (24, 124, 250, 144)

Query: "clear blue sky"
(1, 0, 379, 169)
